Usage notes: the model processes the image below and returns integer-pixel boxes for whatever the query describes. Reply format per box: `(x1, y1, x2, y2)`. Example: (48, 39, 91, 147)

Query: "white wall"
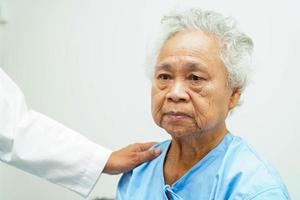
(0, 0, 299, 199)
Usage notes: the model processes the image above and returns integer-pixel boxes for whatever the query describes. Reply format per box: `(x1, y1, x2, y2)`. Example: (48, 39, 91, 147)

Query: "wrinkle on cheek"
(152, 87, 166, 126)
(193, 103, 208, 131)
(189, 85, 212, 130)
(193, 83, 211, 97)
(158, 84, 168, 90)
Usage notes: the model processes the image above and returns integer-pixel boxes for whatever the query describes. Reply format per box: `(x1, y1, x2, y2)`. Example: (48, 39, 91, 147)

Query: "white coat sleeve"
(0, 68, 112, 197)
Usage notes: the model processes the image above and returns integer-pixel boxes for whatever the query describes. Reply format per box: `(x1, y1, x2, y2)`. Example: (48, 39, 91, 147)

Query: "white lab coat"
(0, 68, 112, 197)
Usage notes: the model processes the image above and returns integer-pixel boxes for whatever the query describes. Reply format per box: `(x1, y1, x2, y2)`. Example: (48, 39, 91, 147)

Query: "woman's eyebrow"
(185, 62, 208, 72)
(155, 62, 208, 72)
(156, 63, 172, 71)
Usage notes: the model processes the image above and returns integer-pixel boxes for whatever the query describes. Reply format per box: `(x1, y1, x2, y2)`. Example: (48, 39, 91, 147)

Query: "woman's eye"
(158, 74, 171, 80)
(189, 74, 203, 81)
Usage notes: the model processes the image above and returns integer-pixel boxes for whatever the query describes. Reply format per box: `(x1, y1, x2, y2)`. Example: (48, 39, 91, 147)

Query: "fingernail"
(154, 148, 161, 155)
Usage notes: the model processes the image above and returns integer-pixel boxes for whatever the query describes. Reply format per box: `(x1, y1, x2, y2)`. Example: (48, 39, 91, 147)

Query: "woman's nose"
(166, 81, 190, 102)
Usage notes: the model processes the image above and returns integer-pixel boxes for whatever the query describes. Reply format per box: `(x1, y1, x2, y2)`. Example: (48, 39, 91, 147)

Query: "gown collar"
(158, 132, 233, 191)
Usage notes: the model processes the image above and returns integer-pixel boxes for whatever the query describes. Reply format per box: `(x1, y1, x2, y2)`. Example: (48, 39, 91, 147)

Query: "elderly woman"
(117, 9, 290, 200)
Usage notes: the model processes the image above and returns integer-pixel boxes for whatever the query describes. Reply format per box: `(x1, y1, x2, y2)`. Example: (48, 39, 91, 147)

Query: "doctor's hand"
(103, 142, 161, 174)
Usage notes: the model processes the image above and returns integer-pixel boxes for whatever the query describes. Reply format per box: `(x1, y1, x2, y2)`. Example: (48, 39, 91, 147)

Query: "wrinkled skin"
(151, 30, 241, 184)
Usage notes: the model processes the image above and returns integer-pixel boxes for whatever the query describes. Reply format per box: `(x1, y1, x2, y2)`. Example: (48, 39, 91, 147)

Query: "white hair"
(146, 8, 253, 92)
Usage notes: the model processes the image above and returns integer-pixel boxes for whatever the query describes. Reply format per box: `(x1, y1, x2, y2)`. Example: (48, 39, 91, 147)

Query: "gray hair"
(147, 8, 253, 92)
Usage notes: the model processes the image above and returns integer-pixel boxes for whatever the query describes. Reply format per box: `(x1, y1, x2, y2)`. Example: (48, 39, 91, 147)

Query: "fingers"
(135, 148, 161, 164)
(103, 142, 162, 174)
(134, 142, 158, 151)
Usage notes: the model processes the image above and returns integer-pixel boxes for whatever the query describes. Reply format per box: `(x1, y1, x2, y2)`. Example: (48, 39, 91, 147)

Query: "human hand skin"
(103, 142, 161, 174)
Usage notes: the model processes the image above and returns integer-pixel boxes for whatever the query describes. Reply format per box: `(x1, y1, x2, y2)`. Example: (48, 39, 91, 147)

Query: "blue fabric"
(117, 133, 290, 200)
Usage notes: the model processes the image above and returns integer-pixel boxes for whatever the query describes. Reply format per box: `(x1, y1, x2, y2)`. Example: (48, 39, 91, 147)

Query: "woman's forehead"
(158, 30, 221, 59)
(156, 31, 222, 67)
(155, 32, 223, 73)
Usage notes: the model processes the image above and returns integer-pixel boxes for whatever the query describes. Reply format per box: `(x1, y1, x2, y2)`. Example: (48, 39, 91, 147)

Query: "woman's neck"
(163, 126, 228, 185)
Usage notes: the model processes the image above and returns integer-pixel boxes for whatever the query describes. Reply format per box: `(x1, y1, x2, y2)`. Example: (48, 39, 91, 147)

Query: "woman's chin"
(165, 127, 199, 139)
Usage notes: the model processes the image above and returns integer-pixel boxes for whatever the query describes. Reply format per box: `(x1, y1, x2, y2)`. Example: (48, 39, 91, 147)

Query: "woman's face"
(151, 30, 240, 138)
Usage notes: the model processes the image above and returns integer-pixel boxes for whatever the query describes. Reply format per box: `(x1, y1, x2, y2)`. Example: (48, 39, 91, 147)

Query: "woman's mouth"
(164, 111, 191, 121)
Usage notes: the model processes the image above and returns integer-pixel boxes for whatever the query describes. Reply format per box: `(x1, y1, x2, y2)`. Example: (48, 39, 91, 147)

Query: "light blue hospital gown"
(117, 133, 290, 200)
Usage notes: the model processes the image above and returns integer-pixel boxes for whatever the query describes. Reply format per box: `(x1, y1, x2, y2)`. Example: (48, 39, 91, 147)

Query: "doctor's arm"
(0, 68, 160, 197)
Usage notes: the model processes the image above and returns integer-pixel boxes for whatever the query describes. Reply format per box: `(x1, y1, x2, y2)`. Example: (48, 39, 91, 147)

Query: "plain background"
(0, 0, 299, 199)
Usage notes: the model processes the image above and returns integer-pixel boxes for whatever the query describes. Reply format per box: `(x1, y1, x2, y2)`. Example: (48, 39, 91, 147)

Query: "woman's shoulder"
(119, 139, 171, 176)
(225, 134, 283, 181)
(220, 133, 290, 199)
(117, 140, 170, 199)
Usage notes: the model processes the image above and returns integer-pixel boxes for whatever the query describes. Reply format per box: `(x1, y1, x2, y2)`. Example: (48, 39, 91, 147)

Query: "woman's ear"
(228, 88, 241, 110)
